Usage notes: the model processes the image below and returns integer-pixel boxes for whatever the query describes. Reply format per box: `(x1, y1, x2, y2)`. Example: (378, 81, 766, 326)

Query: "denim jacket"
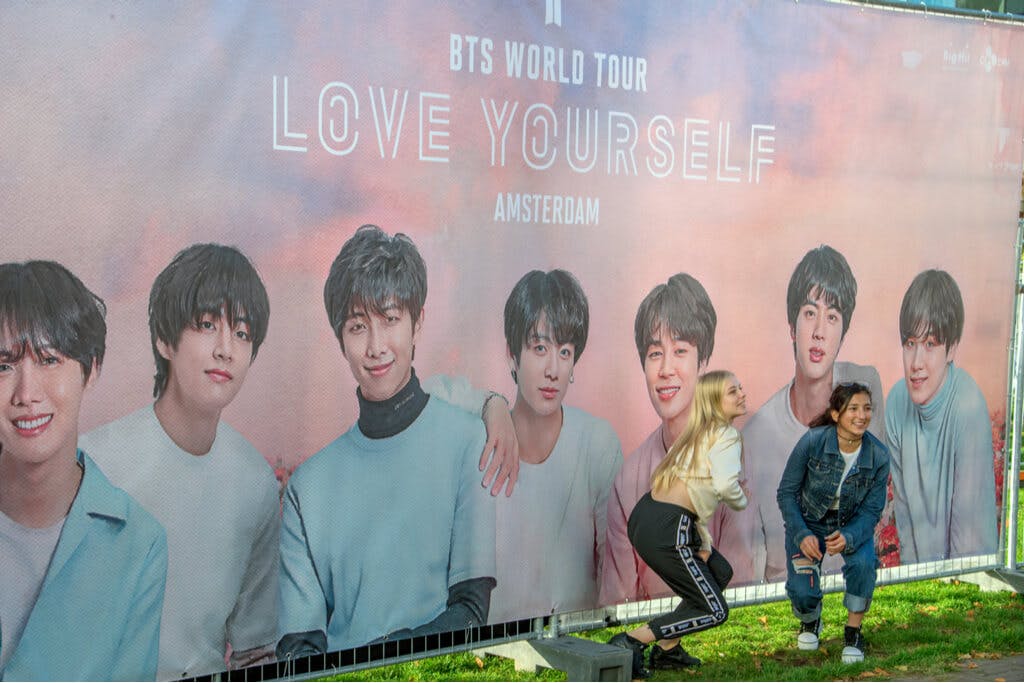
(776, 425, 890, 554)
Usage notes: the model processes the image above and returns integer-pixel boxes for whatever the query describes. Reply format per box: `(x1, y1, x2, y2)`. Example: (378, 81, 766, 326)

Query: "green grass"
(1017, 491, 1023, 565)
(321, 494, 1024, 680)
(323, 578, 1024, 681)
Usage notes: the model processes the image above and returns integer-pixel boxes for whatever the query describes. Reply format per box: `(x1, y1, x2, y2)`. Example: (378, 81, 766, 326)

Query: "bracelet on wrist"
(481, 391, 509, 417)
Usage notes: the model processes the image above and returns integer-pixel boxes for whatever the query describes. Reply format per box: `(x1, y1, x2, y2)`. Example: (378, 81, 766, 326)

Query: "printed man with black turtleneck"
(276, 225, 496, 658)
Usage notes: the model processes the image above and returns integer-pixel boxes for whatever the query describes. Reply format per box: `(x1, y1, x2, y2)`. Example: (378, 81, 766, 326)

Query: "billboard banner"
(1, 1, 1022, 679)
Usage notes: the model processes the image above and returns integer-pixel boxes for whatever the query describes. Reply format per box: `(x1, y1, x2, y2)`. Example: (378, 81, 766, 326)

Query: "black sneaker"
(842, 625, 866, 664)
(797, 618, 821, 651)
(608, 632, 652, 679)
(649, 642, 702, 670)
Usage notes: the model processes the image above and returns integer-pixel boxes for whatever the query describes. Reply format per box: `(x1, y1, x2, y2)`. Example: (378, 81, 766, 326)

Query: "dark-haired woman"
(776, 382, 890, 664)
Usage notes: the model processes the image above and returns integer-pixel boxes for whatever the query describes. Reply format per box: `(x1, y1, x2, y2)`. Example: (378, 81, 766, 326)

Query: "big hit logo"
(545, 0, 562, 26)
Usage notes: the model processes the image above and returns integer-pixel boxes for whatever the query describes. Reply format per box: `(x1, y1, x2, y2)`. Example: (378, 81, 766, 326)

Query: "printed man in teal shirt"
(277, 226, 495, 657)
(0, 260, 167, 681)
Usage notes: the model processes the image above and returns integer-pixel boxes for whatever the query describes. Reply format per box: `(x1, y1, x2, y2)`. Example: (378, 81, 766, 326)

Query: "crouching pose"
(607, 371, 748, 678)
(776, 382, 890, 664)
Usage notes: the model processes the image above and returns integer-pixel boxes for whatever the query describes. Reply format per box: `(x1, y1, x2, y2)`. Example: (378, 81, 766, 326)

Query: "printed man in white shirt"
(82, 243, 279, 680)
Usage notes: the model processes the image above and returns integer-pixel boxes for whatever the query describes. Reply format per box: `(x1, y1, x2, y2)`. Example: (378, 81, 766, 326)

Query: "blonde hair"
(651, 370, 739, 493)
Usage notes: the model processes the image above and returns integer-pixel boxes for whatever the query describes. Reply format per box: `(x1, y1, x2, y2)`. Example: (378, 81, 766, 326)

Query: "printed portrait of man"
(735, 245, 885, 583)
(0, 260, 167, 681)
(420, 268, 620, 622)
(81, 244, 280, 680)
(276, 225, 496, 657)
(481, 269, 622, 621)
(601, 273, 717, 604)
(885, 269, 997, 562)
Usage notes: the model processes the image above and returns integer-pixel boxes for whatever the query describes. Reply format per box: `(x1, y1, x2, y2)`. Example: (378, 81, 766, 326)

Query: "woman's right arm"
(775, 430, 815, 548)
(708, 428, 747, 511)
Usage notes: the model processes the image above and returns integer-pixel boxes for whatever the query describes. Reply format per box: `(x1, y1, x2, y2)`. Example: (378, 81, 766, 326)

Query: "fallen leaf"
(959, 654, 972, 660)
(758, 615, 768, 627)
(896, 665, 909, 672)
(858, 671, 877, 678)
(474, 656, 484, 669)
(967, 662, 979, 669)
(995, 678, 1006, 682)
(966, 609, 976, 618)
(874, 668, 889, 675)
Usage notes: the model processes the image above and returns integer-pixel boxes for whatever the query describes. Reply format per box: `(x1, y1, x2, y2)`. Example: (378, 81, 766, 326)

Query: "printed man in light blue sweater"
(885, 269, 996, 562)
(276, 225, 496, 657)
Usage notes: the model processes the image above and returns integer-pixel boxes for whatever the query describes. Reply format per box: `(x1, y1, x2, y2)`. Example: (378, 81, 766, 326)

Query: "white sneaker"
(797, 618, 821, 651)
(841, 626, 866, 664)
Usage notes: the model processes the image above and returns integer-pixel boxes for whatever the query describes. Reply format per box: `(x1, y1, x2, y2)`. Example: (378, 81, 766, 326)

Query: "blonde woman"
(608, 371, 748, 678)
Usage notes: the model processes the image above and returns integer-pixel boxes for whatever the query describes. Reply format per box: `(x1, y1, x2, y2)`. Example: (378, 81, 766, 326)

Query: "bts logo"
(545, 0, 562, 26)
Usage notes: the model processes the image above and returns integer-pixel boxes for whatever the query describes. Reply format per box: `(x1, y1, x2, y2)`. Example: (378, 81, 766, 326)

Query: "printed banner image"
(1, 1, 1023, 680)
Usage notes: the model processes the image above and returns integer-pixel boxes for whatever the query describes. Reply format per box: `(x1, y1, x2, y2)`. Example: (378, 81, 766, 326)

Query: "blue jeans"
(784, 510, 876, 621)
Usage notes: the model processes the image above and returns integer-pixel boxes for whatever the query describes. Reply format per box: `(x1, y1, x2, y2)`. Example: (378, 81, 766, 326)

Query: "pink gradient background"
(1, 0, 1022, 474)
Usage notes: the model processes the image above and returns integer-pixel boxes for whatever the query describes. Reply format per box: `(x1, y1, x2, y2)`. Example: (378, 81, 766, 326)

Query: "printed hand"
(480, 395, 519, 497)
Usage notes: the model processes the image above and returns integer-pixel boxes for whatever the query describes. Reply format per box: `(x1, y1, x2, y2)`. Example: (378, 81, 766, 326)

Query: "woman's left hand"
(825, 530, 847, 555)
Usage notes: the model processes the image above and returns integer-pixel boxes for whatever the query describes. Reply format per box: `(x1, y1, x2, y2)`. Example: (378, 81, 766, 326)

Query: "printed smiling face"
(0, 260, 106, 471)
(643, 328, 703, 430)
(510, 316, 575, 419)
(0, 343, 93, 469)
(897, 270, 965, 407)
(832, 391, 873, 440)
(340, 302, 422, 402)
(156, 310, 252, 415)
(902, 334, 956, 406)
(790, 288, 844, 384)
